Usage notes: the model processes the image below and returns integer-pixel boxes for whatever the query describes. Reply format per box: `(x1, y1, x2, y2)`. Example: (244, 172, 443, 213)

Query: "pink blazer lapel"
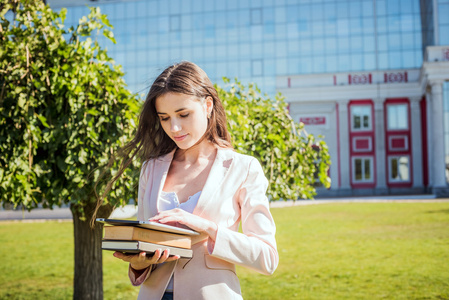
(148, 150, 175, 217)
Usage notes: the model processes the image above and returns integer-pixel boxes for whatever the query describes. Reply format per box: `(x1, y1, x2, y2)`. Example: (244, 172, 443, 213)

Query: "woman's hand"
(150, 209, 218, 241)
(113, 249, 180, 270)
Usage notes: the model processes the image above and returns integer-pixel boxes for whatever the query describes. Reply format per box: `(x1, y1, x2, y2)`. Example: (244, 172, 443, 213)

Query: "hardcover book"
(103, 225, 192, 249)
(102, 240, 193, 259)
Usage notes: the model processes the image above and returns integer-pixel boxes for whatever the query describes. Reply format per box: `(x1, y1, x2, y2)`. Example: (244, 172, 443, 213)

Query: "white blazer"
(129, 148, 279, 300)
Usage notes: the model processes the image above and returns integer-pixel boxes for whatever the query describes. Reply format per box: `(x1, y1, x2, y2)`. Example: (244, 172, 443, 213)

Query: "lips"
(173, 134, 188, 142)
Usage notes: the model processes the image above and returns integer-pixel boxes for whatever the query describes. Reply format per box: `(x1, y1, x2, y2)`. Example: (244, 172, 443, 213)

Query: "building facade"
(47, 0, 449, 197)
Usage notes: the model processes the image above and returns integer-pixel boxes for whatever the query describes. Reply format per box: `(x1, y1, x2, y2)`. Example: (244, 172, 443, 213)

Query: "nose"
(170, 119, 182, 133)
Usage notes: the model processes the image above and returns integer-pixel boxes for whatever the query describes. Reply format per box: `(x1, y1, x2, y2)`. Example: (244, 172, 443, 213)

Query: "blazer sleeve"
(209, 157, 279, 275)
(129, 160, 155, 286)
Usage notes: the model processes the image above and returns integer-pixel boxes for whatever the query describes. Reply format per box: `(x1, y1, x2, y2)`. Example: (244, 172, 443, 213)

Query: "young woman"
(110, 61, 278, 300)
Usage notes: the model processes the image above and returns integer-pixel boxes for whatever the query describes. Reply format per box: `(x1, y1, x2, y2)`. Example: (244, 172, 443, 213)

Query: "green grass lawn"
(1, 202, 448, 299)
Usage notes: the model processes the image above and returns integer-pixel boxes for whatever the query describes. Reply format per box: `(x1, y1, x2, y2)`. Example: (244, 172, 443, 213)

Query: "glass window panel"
(351, 105, 372, 130)
(362, 1, 374, 17)
(325, 38, 337, 54)
(299, 40, 312, 56)
(440, 25, 449, 44)
(239, 60, 251, 77)
(439, 4, 449, 24)
(287, 58, 300, 74)
(298, 57, 312, 74)
(298, 4, 311, 21)
(349, 2, 362, 18)
(170, 15, 181, 31)
(311, 21, 324, 37)
(401, 33, 415, 49)
(275, 23, 288, 40)
(364, 53, 376, 70)
(264, 42, 276, 57)
(264, 59, 276, 76)
(263, 7, 275, 23)
(312, 39, 325, 55)
(351, 54, 364, 71)
(400, 14, 414, 32)
(377, 0, 387, 16)
(337, 19, 349, 36)
(312, 56, 326, 73)
(364, 159, 371, 180)
(324, 19, 337, 36)
(387, 104, 408, 130)
(288, 40, 300, 55)
(276, 59, 288, 75)
(323, 3, 336, 19)
(252, 42, 263, 58)
(311, 3, 323, 20)
(181, 15, 192, 31)
(275, 6, 286, 23)
(387, 0, 400, 15)
(389, 51, 402, 68)
(402, 51, 416, 68)
(158, 16, 169, 34)
(377, 17, 388, 33)
(158, 0, 169, 14)
(390, 156, 410, 181)
(362, 17, 375, 34)
(338, 54, 351, 71)
(264, 23, 275, 35)
(239, 43, 251, 59)
(350, 36, 363, 52)
(286, 5, 298, 23)
(251, 25, 263, 41)
(336, 2, 349, 18)
(363, 36, 376, 52)
(338, 37, 350, 53)
(252, 60, 263, 76)
(228, 44, 239, 60)
(355, 159, 362, 180)
(148, 1, 158, 16)
(388, 34, 401, 50)
(378, 34, 388, 51)
(325, 55, 338, 72)
(388, 15, 401, 32)
(251, 8, 262, 25)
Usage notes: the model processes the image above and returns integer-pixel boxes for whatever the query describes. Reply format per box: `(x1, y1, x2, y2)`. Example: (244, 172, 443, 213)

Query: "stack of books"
(97, 218, 200, 259)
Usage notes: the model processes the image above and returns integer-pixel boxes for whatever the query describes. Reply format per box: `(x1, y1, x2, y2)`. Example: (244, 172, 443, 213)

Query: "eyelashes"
(160, 113, 190, 122)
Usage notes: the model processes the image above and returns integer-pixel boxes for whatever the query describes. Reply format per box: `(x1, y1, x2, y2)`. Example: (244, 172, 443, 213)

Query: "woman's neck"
(174, 140, 217, 164)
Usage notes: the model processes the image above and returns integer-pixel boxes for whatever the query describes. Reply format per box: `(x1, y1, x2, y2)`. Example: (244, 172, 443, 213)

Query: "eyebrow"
(157, 108, 188, 115)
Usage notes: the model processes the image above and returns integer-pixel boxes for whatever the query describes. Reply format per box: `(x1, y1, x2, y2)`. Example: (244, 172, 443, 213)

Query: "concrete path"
(1, 195, 448, 221)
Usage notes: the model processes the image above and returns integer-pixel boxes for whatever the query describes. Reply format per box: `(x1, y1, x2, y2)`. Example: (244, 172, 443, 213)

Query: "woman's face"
(155, 92, 213, 149)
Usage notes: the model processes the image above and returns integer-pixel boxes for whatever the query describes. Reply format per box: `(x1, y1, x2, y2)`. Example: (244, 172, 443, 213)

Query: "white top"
(159, 190, 201, 292)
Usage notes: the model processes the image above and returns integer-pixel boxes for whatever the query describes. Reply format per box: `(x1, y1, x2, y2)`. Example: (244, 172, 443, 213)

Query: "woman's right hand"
(113, 249, 180, 270)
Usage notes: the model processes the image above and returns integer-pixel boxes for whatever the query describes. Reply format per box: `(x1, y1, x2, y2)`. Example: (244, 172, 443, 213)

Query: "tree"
(0, 1, 140, 299)
(218, 79, 331, 200)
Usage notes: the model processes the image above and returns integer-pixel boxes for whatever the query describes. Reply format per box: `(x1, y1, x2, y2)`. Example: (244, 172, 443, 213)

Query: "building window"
(251, 8, 262, 25)
(388, 156, 410, 182)
(387, 103, 408, 130)
(252, 59, 263, 76)
(351, 105, 372, 131)
(170, 15, 181, 32)
(352, 156, 373, 182)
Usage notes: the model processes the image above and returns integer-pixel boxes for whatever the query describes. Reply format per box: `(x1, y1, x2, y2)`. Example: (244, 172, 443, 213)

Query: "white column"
(374, 100, 387, 190)
(429, 81, 447, 188)
(410, 98, 423, 188)
(426, 89, 434, 187)
(338, 100, 351, 190)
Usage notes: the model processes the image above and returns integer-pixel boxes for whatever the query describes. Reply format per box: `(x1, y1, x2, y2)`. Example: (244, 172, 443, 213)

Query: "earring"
(208, 112, 211, 118)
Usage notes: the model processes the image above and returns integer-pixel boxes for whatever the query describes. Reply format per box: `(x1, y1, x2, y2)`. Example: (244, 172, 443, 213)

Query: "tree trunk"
(71, 202, 113, 300)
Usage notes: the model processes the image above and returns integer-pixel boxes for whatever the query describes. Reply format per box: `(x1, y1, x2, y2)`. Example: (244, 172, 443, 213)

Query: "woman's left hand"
(150, 209, 217, 241)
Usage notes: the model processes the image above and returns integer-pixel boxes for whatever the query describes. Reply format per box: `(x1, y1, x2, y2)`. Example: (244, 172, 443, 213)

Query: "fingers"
(113, 249, 180, 265)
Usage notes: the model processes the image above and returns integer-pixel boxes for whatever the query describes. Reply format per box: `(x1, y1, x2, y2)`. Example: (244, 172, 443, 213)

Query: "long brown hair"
(92, 61, 232, 223)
